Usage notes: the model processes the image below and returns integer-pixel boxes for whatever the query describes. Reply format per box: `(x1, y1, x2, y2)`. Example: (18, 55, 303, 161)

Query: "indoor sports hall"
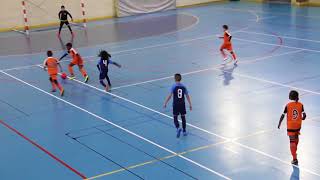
(0, 0, 320, 179)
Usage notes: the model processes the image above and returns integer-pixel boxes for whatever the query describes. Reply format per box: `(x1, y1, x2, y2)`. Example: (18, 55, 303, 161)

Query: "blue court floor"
(1, 1, 320, 179)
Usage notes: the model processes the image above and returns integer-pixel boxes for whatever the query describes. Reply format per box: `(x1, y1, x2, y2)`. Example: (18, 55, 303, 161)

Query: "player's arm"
(59, 52, 69, 61)
(57, 61, 63, 72)
(163, 93, 173, 108)
(185, 88, 192, 111)
(302, 105, 306, 120)
(186, 94, 192, 111)
(278, 106, 287, 129)
(109, 60, 121, 68)
(42, 60, 47, 71)
(58, 11, 62, 20)
(96, 63, 101, 72)
(67, 11, 73, 21)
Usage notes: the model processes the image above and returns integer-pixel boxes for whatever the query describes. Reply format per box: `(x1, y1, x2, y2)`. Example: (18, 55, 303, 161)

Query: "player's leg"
(78, 64, 89, 83)
(181, 115, 187, 136)
(68, 62, 76, 79)
(53, 79, 64, 96)
(105, 74, 112, 87)
(174, 115, 182, 138)
(65, 21, 73, 35)
(58, 21, 64, 35)
(289, 135, 298, 165)
(220, 44, 227, 60)
(49, 77, 57, 92)
(181, 105, 187, 136)
(99, 73, 109, 91)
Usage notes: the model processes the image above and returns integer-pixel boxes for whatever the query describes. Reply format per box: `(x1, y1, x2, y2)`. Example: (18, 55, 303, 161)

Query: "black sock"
(99, 80, 106, 87)
(181, 115, 186, 132)
(174, 115, 179, 129)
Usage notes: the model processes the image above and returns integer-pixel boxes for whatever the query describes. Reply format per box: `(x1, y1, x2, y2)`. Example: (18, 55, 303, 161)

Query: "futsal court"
(1, 1, 320, 180)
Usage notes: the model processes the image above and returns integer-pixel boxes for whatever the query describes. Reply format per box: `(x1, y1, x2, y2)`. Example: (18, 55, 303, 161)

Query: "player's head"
(223, 25, 228, 30)
(98, 50, 111, 60)
(289, 90, 299, 102)
(174, 73, 182, 82)
(47, 50, 53, 57)
(61, 5, 65, 10)
(66, 42, 72, 50)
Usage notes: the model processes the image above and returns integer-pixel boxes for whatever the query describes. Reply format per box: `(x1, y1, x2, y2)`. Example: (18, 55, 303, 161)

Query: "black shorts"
(173, 104, 186, 116)
(60, 21, 70, 26)
(99, 71, 108, 80)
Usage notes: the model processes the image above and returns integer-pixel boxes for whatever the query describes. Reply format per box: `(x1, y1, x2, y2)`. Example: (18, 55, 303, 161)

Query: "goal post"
(14, 0, 87, 35)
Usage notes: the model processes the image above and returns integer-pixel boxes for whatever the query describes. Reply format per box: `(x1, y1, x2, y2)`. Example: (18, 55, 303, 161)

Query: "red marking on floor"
(0, 120, 87, 179)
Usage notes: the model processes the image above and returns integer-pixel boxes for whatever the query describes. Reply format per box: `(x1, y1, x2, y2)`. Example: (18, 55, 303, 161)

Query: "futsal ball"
(61, 73, 67, 79)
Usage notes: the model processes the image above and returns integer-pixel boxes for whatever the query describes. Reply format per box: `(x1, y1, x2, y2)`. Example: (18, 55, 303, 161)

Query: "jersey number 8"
(177, 89, 183, 98)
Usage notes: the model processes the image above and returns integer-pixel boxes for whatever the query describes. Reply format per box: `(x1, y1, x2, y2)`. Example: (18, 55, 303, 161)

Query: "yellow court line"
(85, 128, 275, 180)
(85, 140, 229, 180)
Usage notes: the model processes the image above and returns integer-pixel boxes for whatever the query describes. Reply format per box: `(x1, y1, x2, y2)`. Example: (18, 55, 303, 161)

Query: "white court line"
(112, 49, 303, 90)
(239, 30, 320, 44)
(249, 16, 277, 21)
(234, 37, 320, 53)
(0, 70, 231, 180)
(1, 29, 319, 73)
(35, 52, 320, 177)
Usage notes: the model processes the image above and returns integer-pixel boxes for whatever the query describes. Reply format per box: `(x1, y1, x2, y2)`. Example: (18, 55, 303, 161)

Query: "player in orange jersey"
(59, 43, 89, 82)
(43, 50, 64, 96)
(218, 25, 237, 64)
(278, 90, 306, 165)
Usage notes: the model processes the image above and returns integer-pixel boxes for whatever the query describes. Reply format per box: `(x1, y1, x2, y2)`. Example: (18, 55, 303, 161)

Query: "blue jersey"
(97, 58, 113, 73)
(171, 83, 188, 106)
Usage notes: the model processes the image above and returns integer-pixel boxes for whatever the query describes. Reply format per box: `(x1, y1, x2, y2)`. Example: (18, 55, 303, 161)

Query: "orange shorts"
(220, 43, 233, 51)
(71, 57, 84, 66)
(287, 131, 300, 136)
(50, 74, 58, 80)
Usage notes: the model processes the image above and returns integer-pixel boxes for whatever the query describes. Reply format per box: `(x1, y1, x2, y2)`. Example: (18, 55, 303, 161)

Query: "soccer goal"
(14, 0, 87, 35)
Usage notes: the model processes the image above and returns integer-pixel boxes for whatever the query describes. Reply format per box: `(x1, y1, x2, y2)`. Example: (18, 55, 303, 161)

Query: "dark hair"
(98, 50, 111, 60)
(223, 25, 228, 30)
(61, 5, 65, 9)
(47, 50, 53, 57)
(66, 42, 72, 47)
(174, 73, 182, 82)
(289, 90, 299, 102)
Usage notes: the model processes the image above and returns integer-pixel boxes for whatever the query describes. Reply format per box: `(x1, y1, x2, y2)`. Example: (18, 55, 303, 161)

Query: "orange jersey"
(43, 57, 59, 75)
(285, 101, 304, 135)
(69, 48, 84, 65)
(223, 31, 232, 44)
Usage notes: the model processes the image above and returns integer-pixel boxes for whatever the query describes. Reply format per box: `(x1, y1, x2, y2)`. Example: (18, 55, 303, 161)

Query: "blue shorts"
(173, 104, 186, 116)
(99, 71, 108, 80)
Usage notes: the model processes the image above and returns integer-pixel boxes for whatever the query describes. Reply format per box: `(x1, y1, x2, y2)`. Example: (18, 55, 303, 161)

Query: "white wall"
(0, 0, 225, 31)
(0, 0, 115, 31)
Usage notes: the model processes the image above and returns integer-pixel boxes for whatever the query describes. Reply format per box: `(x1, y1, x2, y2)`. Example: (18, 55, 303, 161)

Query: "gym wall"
(0, 0, 228, 32)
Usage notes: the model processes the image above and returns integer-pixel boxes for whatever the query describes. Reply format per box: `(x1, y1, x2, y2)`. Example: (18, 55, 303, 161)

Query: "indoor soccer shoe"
(176, 128, 182, 138)
(69, 75, 76, 80)
(84, 75, 89, 83)
(183, 131, 187, 136)
(60, 89, 65, 97)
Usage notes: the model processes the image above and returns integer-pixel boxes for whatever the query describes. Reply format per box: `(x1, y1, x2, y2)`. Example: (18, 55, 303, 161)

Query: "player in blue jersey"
(164, 73, 192, 138)
(97, 50, 121, 91)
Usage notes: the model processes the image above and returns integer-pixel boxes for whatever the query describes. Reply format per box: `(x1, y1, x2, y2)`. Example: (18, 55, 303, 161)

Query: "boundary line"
(0, 120, 87, 179)
(0, 70, 231, 180)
